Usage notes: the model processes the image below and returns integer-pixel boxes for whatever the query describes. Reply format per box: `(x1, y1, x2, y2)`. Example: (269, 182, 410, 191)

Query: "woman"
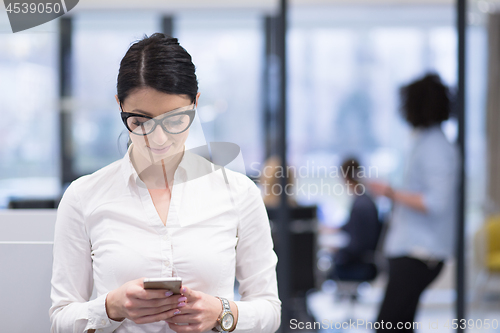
(370, 74, 459, 332)
(332, 158, 380, 281)
(49, 33, 281, 333)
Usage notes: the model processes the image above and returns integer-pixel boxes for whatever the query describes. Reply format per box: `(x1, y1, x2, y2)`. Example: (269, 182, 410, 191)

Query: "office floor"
(305, 279, 500, 333)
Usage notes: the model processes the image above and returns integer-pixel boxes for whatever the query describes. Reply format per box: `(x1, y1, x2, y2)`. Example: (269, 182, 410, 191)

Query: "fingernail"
(177, 302, 185, 307)
(165, 291, 173, 297)
(181, 287, 186, 293)
(178, 296, 187, 302)
(174, 310, 181, 315)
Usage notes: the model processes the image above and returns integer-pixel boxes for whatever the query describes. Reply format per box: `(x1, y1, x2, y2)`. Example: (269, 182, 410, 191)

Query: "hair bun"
(165, 37, 179, 45)
(145, 33, 179, 46)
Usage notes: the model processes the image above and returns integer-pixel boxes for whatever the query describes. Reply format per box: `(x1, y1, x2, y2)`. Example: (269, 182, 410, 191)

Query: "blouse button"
(164, 260, 170, 267)
(162, 234, 168, 241)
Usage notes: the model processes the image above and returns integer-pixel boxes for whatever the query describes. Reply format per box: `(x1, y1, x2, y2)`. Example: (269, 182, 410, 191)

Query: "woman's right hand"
(368, 181, 394, 198)
(105, 278, 185, 324)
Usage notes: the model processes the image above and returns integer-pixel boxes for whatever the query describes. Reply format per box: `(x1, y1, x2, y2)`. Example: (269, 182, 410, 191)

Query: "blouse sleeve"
(232, 177, 281, 333)
(49, 181, 123, 333)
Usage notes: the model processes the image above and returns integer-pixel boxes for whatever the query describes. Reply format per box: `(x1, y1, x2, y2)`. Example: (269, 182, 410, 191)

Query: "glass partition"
(0, 17, 59, 207)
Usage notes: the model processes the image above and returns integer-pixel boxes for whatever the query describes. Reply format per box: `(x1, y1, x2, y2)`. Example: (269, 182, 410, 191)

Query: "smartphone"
(143, 277, 182, 294)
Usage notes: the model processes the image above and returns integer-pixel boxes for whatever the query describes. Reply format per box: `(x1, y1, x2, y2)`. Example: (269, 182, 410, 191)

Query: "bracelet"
(212, 297, 223, 332)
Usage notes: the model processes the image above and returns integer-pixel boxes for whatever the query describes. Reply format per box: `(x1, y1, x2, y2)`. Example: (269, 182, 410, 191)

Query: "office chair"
(267, 205, 319, 330)
(332, 216, 388, 319)
(267, 205, 318, 296)
(473, 215, 500, 306)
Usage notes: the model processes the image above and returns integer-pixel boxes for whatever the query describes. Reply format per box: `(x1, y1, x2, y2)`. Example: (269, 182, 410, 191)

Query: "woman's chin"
(152, 148, 184, 163)
(134, 143, 184, 165)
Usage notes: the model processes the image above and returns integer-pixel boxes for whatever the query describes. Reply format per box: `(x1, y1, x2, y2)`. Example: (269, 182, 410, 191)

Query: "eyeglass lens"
(127, 113, 191, 135)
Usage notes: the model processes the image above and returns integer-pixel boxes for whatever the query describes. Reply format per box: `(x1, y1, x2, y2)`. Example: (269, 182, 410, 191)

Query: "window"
(288, 4, 457, 225)
(0, 17, 59, 207)
(72, 12, 160, 176)
(176, 11, 264, 172)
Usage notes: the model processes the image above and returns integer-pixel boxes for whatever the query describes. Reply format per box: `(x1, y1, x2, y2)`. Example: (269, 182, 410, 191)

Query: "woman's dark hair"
(117, 33, 198, 105)
(341, 157, 361, 185)
(400, 73, 451, 128)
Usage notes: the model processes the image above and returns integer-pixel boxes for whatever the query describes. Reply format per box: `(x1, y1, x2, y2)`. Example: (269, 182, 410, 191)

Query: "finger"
(133, 308, 182, 325)
(167, 322, 202, 333)
(125, 284, 150, 300)
(134, 295, 185, 308)
(136, 288, 177, 300)
(165, 313, 198, 324)
(133, 302, 180, 317)
(180, 286, 198, 301)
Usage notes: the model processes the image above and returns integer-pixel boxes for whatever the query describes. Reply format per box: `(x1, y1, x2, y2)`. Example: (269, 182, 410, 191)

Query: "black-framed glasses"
(121, 106, 196, 136)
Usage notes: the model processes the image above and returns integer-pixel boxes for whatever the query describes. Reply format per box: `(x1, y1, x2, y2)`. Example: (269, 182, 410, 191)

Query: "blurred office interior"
(1, 0, 500, 332)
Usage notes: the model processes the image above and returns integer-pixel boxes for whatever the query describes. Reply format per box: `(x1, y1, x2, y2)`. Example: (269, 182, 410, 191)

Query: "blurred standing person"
(370, 74, 459, 332)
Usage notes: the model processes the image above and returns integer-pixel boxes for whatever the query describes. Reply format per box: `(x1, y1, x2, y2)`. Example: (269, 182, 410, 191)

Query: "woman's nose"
(149, 124, 169, 146)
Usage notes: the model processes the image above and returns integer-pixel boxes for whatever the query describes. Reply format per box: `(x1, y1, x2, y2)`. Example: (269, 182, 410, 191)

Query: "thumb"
(180, 285, 197, 300)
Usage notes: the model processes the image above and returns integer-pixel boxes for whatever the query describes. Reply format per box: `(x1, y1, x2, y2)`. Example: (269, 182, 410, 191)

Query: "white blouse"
(49, 145, 281, 333)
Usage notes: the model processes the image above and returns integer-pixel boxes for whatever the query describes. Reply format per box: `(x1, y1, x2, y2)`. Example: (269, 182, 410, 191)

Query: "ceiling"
(72, 0, 456, 11)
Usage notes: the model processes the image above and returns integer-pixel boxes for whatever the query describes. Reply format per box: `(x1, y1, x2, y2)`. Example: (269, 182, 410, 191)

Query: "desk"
(0, 209, 57, 332)
(317, 231, 350, 250)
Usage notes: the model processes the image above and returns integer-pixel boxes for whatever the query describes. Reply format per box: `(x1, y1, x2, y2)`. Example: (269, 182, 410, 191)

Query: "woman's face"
(118, 87, 198, 166)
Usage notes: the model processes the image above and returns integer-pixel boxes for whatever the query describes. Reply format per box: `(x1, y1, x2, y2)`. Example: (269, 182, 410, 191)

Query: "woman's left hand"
(164, 286, 222, 333)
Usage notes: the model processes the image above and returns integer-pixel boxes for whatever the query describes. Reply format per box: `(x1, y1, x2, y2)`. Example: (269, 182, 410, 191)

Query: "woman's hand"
(105, 278, 185, 324)
(369, 181, 427, 212)
(368, 181, 394, 199)
(165, 286, 238, 333)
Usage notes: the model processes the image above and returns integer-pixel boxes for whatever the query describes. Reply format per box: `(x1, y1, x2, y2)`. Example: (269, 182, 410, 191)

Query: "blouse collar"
(121, 143, 189, 187)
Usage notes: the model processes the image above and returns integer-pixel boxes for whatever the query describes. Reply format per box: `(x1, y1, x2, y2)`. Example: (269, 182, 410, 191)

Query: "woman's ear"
(115, 95, 120, 107)
(195, 92, 201, 108)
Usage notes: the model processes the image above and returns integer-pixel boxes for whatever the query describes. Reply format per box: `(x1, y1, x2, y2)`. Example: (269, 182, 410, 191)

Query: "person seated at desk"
(331, 158, 380, 281)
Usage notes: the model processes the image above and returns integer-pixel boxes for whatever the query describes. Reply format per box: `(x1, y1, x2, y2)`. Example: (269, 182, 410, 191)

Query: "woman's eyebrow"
(131, 109, 153, 116)
(131, 104, 193, 117)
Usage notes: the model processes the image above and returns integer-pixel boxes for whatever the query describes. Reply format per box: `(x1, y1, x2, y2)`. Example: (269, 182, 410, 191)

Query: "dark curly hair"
(400, 73, 451, 128)
(117, 33, 198, 105)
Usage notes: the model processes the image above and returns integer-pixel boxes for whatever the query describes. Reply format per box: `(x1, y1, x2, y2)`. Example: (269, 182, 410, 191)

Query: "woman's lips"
(148, 144, 172, 154)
